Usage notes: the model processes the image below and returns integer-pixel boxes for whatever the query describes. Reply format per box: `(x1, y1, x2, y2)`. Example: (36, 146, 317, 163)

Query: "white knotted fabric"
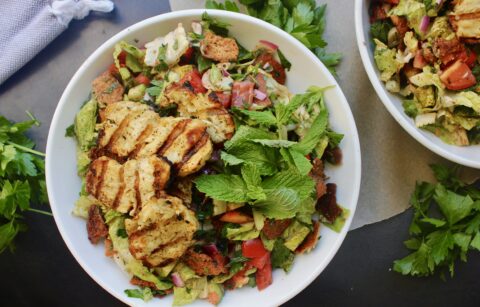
(0, 0, 114, 85)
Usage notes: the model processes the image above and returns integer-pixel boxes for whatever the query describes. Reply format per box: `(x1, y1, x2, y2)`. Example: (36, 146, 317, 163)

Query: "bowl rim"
(354, 0, 480, 169)
(46, 8, 361, 306)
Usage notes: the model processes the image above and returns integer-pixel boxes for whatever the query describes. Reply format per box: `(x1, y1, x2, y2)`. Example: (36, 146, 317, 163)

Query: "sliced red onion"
(254, 89, 267, 101)
(419, 16, 430, 33)
(203, 244, 219, 256)
(171, 272, 184, 287)
(222, 69, 230, 77)
(259, 39, 278, 51)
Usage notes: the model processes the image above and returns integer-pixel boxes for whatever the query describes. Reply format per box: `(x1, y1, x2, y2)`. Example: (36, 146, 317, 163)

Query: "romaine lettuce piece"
(108, 217, 172, 291)
(450, 91, 480, 114)
(72, 195, 97, 219)
(225, 222, 260, 240)
(282, 220, 310, 251)
(373, 39, 401, 82)
(427, 16, 455, 40)
(74, 98, 97, 151)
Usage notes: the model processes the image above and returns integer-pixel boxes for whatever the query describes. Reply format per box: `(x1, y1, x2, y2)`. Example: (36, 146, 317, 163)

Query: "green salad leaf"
(206, 0, 342, 75)
(0, 113, 51, 254)
(393, 164, 480, 278)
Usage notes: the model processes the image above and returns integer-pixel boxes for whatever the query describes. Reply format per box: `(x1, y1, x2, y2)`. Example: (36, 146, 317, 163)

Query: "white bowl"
(355, 0, 480, 169)
(46, 9, 361, 307)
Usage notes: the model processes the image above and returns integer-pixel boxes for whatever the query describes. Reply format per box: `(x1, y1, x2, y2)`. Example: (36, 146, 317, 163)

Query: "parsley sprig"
(205, 0, 342, 75)
(0, 113, 51, 254)
(394, 164, 480, 278)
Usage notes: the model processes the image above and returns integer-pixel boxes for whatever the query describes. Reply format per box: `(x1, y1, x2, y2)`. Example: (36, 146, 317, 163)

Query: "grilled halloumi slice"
(125, 196, 198, 267)
(86, 156, 171, 215)
(95, 101, 213, 176)
(450, 0, 480, 41)
(164, 86, 235, 143)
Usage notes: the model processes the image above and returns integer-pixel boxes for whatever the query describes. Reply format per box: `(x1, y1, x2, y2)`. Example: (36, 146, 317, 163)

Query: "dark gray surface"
(1, 0, 480, 306)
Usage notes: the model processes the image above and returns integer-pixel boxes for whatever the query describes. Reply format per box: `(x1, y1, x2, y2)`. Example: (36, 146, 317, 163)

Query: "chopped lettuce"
(404, 31, 419, 54)
(373, 39, 401, 82)
(109, 217, 172, 291)
(154, 261, 177, 278)
(414, 86, 436, 108)
(72, 195, 97, 219)
(225, 222, 260, 240)
(74, 98, 97, 151)
(76, 147, 90, 176)
(450, 91, 480, 114)
(427, 16, 455, 40)
(173, 276, 208, 306)
(174, 262, 198, 282)
(320, 206, 350, 233)
(282, 220, 310, 251)
(113, 41, 145, 77)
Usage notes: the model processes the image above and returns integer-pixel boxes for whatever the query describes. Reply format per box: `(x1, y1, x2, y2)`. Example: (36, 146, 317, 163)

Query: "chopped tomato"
(440, 60, 477, 91)
(179, 46, 195, 65)
(134, 73, 150, 86)
(208, 291, 221, 305)
(231, 81, 254, 109)
(248, 250, 269, 269)
(117, 51, 127, 65)
(383, 0, 399, 4)
(242, 238, 268, 258)
(208, 91, 232, 108)
(180, 70, 207, 94)
(219, 211, 253, 224)
(255, 53, 286, 84)
(464, 49, 477, 68)
(255, 253, 272, 291)
(108, 63, 119, 76)
(413, 51, 427, 69)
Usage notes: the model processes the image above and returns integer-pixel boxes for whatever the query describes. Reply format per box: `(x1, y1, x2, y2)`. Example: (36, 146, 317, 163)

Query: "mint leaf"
(194, 174, 249, 202)
(288, 149, 312, 175)
(220, 151, 244, 166)
(434, 184, 474, 225)
(238, 109, 277, 127)
(251, 139, 297, 148)
(292, 107, 328, 155)
(254, 187, 299, 219)
(224, 126, 275, 150)
(241, 163, 266, 200)
(261, 169, 314, 201)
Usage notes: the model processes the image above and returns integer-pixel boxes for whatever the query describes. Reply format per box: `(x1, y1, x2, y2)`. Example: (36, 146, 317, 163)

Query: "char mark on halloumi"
(92, 101, 213, 176)
(86, 156, 172, 215)
(164, 86, 235, 143)
(125, 196, 198, 267)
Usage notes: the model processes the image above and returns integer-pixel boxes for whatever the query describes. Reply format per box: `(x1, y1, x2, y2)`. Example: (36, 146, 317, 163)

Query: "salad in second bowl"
(67, 13, 348, 306)
(370, 0, 480, 146)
